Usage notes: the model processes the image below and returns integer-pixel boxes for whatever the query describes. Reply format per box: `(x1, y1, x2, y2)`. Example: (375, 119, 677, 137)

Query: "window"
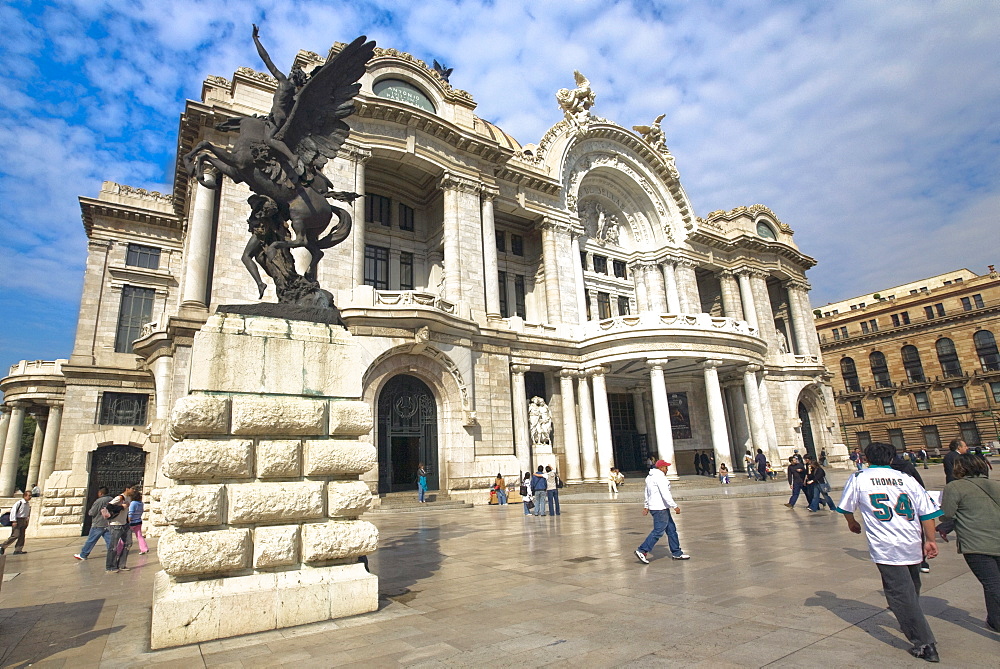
(832, 328, 841, 341)
(870, 351, 892, 388)
(922, 425, 941, 449)
(881, 396, 896, 415)
(114, 285, 155, 353)
(363, 245, 388, 289)
(950, 387, 968, 407)
(901, 345, 925, 383)
(961, 297, 972, 311)
(608, 394, 638, 431)
(125, 243, 160, 270)
(617, 295, 630, 316)
(857, 431, 872, 448)
(592, 255, 608, 274)
(498, 271, 508, 317)
(850, 400, 865, 418)
(99, 392, 148, 426)
(513, 275, 526, 318)
(974, 330, 1000, 371)
(955, 277, 963, 283)
(597, 292, 612, 319)
(990, 381, 1000, 404)
(510, 234, 524, 256)
(959, 421, 981, 446)
(496, 231, 506, 253)
(365, 194, 391, 226)
(399, 251, 414, 290)
(974, 294, 985, 308)
(922, 304, 945, 319)
(936, 338, 963, 377)
(579, 251, 587, 269)
(840, 326, 848, 339)
(612, 259, 627, 279)
(890, 312, 910, 327)
(914, 391, 930, 411)
(841, 358, 862, 392)
(861, 321, 870, 334)
(888, 428, 905, 450)
(398, 203, 414, 231)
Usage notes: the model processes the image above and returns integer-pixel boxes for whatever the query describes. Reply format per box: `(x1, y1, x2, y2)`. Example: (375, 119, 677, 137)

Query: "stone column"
(662, 261, 681, 313)
(675, 260, 701, 314)
(736, 270, 759, 330)
(648, 360, 677, 479)
(481, 186, 501, 318)
(181, 172, 219, 310)
(38, 403, 63, 489)
(758, 371, 780, 458)
(742, 365, 769, 458)
(646, 263, 668, 312)
(718, 270, 744, 321)
(631, 263, 649, 313)
(577, 371, 599, 482)
(726, 382, 752, 464)
(749, 271, 778, 347)
(440, 175, 464, 304)
(571, 233, 588, 324)
(511, 364, 531, 474)
(0, 407, 10, 466)
(560, 370, 583, 484)
(350, 148, 371, 287)
(787, 280, 818, 356)
(590, 367, 615, 479)
(26, 413, 45, 492)
(540, 221, 563, 325)
(703, 360, 731, 473)
(151, 354, 175, 421)
(0, 402, 28, 495)
(631, 388, 648, 436)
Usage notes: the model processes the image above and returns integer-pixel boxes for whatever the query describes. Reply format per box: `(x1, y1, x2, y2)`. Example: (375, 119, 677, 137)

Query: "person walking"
(943, 439, 967, 484)
(755, 448, 767, 482)
(129, 491, 149, 554)
(416, 463, 428, 503)
(545, 465, 561, 516)
(806, 458, 836, 512)
(74, 487, 113, 560)
(744, 451, 756, 479)
(700, 451, 712, 477)
(521, 472, 533, 515)
(531, 466, 548, 516)
(836, 442, 943, 663)
(920, 448, 929, 470)
(784, 456, 807, 509)
(635, 460, 689, 563)
(820, 448, 828, 467)
(105, 485, 136, 573)
(0, 491, 32, 555)
(939, 453, 1000, 634)
(694, 450, 702, 476)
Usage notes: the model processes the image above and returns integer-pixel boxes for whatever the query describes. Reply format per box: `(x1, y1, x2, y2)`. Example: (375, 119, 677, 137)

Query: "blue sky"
(2, 0, 999, 374)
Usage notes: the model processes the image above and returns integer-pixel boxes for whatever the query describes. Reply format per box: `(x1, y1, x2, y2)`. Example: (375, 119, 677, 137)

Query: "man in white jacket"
(635, 460, 690, 563)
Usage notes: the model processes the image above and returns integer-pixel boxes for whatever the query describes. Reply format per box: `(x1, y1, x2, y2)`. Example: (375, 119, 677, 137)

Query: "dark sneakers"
(909, 643, 940, 663)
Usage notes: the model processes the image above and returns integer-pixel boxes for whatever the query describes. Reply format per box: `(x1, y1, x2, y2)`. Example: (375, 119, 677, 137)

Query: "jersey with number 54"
(836, 465, 943, 565)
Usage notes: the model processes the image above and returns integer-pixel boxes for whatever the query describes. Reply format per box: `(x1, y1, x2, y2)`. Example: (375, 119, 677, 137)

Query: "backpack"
(0, 512, 10, 527)
(101, 497, 125, 519)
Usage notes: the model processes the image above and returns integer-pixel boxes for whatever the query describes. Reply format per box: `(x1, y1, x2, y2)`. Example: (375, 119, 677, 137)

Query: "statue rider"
(252, 24, 308, 178)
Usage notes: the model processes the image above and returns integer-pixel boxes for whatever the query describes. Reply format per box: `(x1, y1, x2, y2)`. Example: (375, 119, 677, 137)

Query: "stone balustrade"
(586, 311, 760, 337)
(374, 290, 456, 314)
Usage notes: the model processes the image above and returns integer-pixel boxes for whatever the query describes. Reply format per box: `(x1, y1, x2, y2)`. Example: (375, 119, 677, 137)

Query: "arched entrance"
(83, 444, 146, 535)
(798, 402, 816, 457)
(377, 374, 438, 494)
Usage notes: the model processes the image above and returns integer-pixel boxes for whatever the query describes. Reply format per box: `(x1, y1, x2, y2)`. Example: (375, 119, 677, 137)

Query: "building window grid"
(592, 255, 608, 275)
(841, 358, 862, 393)
(398, 203, 414, 231)
(513, 275, 526, 318)
(608, 394, 637, 431)
(114, 285, 155, 353)
(363, 245, 389, 289)
(870, 351, 892, 388)
(959, 421, 981, 445)
(881, 396, 896, 415)
(914, 391, 930, 411)
(496, 231, 506, 253)
(950, 387, 968, 407)
(850, 400, 865, 418)
(125, 243, 160, 270)
(365, 194, 391, 226)
(922, 425, 941, 449)
(612, 259, 627, 279)
(399, 251, 414, 290)
(861, 321, 870, 334)
(498, 271, 508, 317)
(617, 295, 630, 316)
(888, 428, 905, 450)
(510, 234, 524, 256)
(974, 330, 1000, 372)
(990, 381, 1000, 404)
(597, 292, 612, 320)
(857, 431, 872, 448)
(936, 338, 963, 377)
(98, 392, 149, 426)
(901, 345, 925, 383)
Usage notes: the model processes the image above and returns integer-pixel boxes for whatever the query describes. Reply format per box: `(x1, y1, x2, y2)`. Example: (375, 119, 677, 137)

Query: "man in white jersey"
(837, 441, 943, 663)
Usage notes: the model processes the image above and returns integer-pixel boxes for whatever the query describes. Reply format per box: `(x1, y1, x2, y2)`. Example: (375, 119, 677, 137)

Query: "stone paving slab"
(0, 464, 997, 667)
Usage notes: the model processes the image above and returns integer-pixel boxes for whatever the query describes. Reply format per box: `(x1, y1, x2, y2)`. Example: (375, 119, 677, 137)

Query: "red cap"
(655, 460, 671, 469)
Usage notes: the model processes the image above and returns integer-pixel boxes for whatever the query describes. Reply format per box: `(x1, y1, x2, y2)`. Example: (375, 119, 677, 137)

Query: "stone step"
(370, 491, 474, 513)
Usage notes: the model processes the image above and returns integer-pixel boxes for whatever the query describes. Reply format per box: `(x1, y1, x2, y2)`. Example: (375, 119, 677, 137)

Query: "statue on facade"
(183, 27, 376, 308)
(528, 396, 552, 447)
(556, 71, 595, 128)
(632, 113, 679, 178)
(432, 60, 453, 83)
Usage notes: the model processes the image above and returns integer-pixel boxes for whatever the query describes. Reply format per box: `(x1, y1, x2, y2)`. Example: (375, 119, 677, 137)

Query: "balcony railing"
(6, 359, 67, 378)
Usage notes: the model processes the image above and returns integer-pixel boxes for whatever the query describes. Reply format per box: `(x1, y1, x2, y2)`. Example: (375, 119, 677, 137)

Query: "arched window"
(870, 351, 892, 388)
(840, 358, 861, 392)
(936, 338, 962, 377)
(901, 345, 925, 383)
(974, 330, 1000, 372)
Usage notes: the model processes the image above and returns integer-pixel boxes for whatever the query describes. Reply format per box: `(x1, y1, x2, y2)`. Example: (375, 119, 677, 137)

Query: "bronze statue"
(183, 27, 375, 307)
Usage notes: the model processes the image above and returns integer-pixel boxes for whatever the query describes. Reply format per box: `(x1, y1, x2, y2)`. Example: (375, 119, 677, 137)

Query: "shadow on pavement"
(0, 598, 124, 667)
(803, 590, 908, 649)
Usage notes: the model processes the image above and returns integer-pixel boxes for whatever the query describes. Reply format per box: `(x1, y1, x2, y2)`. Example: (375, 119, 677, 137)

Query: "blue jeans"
(106, 524, 132, 571)
(533, 490, 548, 515)
(524, 499, 532, 515)
(546, 490, 560, 515)
(788, 481, 804, 506)
(808, 485, 835, 511)
(79, 525, 111, 558)
(418, 478, 427, 502)
(497, 488, 508, 505)
(638, 509, 682, 556)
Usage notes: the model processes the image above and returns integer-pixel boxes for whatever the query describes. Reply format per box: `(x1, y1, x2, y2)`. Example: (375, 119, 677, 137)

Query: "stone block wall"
(37, 486, 88, 527)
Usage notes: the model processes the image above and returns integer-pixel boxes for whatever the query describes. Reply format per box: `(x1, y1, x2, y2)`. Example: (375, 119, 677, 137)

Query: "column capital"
(737, 267, 769, 280)
(439, 172, 481, 193)
(585, 365, 609, 377)
(702, 359, 724, 370)
(646, 357, 670, 370)
(0, 405, 10, 416)
(717, 269, 737, 280)
(743, 363, 763, 374)
(674, 258, 699, 270)
(785, 278, 811, 292)
(346, 146, 372, 164)
(559, 368, 579, 379)
(479, 184, 500, 201)
(511, 363, 530, 375)
(7, 401, 30, 411)
(538, 217, 574, 234)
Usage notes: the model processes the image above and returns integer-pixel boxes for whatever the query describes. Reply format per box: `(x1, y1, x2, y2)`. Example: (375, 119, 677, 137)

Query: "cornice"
(704, 204, 792, 233)
(79, 196, 183, 239)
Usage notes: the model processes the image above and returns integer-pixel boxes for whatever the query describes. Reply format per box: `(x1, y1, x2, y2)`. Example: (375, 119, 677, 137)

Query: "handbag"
(556, 475, 564, 489)
(526, 499, 534, 510)
(519, 484, 529, 496)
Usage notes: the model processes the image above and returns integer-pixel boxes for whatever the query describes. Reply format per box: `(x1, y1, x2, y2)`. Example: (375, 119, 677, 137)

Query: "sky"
(1, 0, 999, 374)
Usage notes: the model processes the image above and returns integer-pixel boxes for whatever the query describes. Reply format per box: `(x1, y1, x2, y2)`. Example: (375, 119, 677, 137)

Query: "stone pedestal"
(150, 313, 379, 649)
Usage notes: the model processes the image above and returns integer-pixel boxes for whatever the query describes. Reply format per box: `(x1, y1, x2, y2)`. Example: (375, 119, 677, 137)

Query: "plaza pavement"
(1, 465, 998, 668)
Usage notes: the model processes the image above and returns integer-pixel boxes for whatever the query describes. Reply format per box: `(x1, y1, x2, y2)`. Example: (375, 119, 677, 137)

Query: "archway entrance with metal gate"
(82, 444, 146, 535)
(798, 402, 816, 458)
(377, 374, 439, 494)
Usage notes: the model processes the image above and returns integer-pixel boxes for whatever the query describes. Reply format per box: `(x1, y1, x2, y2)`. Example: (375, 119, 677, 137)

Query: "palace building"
(0, 42, 843, 535)
(815, 267, 1000, 453)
